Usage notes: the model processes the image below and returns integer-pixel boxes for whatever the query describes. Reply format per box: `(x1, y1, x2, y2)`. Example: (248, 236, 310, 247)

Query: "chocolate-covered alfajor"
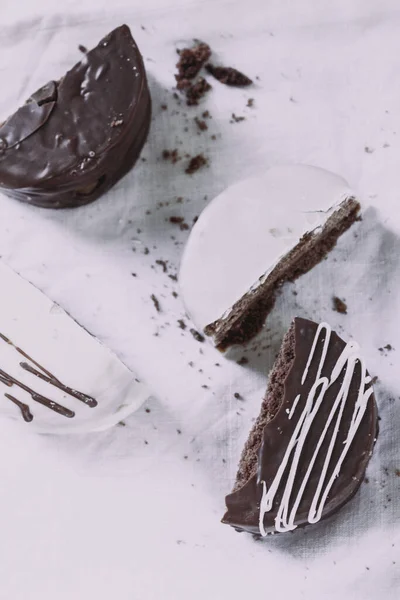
(223, 318, 378, 535)
(0, 25, 151, 208)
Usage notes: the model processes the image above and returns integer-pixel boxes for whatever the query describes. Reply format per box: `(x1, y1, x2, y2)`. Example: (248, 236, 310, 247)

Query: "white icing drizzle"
(259, 322, 373, 536)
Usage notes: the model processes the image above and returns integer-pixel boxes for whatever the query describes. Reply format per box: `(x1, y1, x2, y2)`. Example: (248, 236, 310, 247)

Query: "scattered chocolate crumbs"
(395, 469, 400, 477)
(131, 273, 137, 277)
(78, 44, 87, 54)
(202, 110, 211, 118)
(185, 77, 211, 106)
(170, 216, 184, 224)
(155, 259, 168, 273)
(180, 222, 189, 231)
(176, 196, 183, 203)
(172, 291, 178, 298)
(169, 274, 178, 282)
(188, 361, 194, 367)
(385, 344, 393, 351)
(190, 328, 205, 343)
(234, 392, 243, 400)
(247, 98, 254, 107)
(161, 104, 168, 110)
(178, 319, 187, 330)
(193, 216, 198, 224)
(175, 42, 211, 82)
(231, 113, 245, 123)
(162, 149, 181, 163)
(145, 408, 151, 413)
(144, 247, 150, 255)
(211, 134, 217, 140)
(151, 294, 161, 312)
(117, 421, 126, 427)
(202, 384, 209, 389)
(195, 117, 208, 131)
(185, 154, 207, 174)
(333, 296, 347, 314)
(237, 356, 249, 366)
(364, 477, 369, 483)
(364, 146, 374, 154)
(205, 63, 253, 86)
(177, 429, 182, 434)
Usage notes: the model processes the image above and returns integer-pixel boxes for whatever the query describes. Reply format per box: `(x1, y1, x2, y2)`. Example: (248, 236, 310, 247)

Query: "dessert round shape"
(222, 318, 378, 535)
(0, 261, 150, 434)
(179, 165, 360, 351)
(0, 25, 151, 208)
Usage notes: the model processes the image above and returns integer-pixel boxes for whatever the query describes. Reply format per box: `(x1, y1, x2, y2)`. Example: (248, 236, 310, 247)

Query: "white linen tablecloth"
(0, 1, 399, 598)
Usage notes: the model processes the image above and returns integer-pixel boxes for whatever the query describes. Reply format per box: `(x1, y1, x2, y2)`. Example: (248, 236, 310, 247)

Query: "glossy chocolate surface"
(0, 25, 151, 208)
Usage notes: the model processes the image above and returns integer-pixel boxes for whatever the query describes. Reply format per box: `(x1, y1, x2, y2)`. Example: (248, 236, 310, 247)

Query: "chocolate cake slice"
(179, 166, 361, 352)
(0, 25, 151, 208)
(222, 318, 378, 535)
(205, 197, 359, 350)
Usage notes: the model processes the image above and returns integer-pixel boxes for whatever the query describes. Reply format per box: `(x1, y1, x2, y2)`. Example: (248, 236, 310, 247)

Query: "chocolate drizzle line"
(4, 393, 33, 422)
(0, 331, 98, 421)
(0, 369, 75, 418)
(20, 362, 97, 407)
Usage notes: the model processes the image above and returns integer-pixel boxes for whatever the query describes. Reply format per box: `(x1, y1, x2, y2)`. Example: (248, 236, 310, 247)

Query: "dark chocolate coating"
(223, 318, 378, 535)
(0, 25, 151, 208)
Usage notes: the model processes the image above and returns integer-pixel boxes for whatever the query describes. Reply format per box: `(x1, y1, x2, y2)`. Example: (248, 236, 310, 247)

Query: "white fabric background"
(0, 1, 399, 598)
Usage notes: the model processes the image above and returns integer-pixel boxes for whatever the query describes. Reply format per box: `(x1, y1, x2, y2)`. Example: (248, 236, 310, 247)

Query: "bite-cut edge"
(233, 322, 295, 491)
(204, 197, 360, 351)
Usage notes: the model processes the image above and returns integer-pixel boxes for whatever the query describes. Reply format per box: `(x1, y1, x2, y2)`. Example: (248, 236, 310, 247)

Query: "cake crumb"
(385, 344, 393, 351)
(78, 44, 87, 54)
(185, 154, 207, 174)
(190, 328, 205, 343)
(195, 117, 208, 131)
(151, 294, 161, 312)
(145, 408, 151, 413)
(237, 356, 249, 366)
(206, 64, 253, 86)
(364, 146, 374, 154)
(169, 274, 178, 282)
(155, 259, 168, 273)
(185, 77, 211, 106)
(175, 42, 211, 82)
(162, 149, 181, 163)
(231, 113, 245, 123)
(247, 98, 254, 107)
(161, 103, 168, 110)
(178, 319, 186, 330)
(234, 392, 243, 400)
(333, 296, 347, 314)
(169, 216, 184, 224)
(395, 469, 400, 477)
(172, 291, 178, 298)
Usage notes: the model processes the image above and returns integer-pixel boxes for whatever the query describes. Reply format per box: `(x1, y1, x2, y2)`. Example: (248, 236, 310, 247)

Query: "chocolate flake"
(195, 117, 208, 131)
(231, 113, 245, 123)
(170, 216, 184, 224)
(162, 149, 181, 163)
(190, 329, 205, 343)
(333, 296, 347, 314)
(185, 154, 207, 174)
(206, 64, 253, 86)
(155, 259, 168, 273)
(151, 294, 161, 312)
(237, 356, 249, 366)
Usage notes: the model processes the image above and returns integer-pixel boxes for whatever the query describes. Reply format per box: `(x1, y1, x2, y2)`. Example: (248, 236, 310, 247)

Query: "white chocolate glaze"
(0, 261, 150, 433)
(259, 323, 373, 535)
(180, 165, 353, 332)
